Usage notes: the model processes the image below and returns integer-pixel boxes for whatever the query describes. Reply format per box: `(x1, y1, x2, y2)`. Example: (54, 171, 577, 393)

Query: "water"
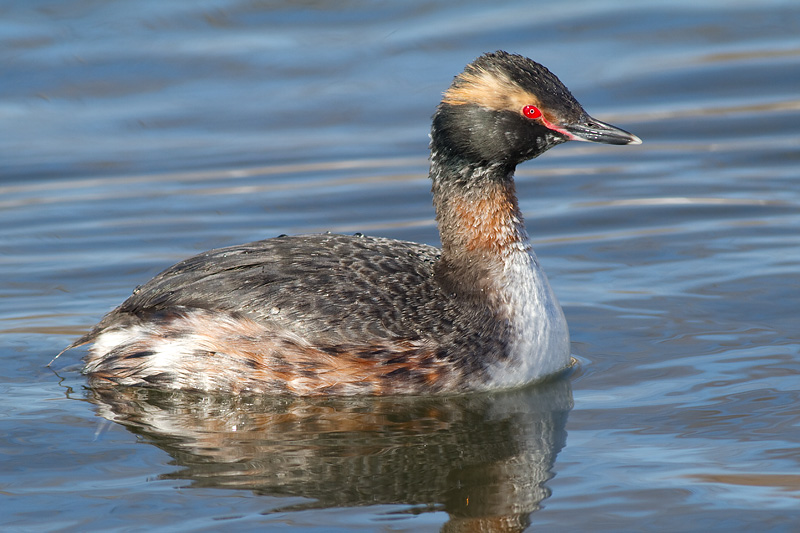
(2, 0, 800, 530)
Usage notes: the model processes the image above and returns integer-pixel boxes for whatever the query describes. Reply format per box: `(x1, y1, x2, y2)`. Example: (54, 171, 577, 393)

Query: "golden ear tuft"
(442, 68, 541, 113)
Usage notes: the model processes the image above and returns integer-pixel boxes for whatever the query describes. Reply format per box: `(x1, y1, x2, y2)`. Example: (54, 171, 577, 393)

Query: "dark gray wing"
(90, 234, 462, 344)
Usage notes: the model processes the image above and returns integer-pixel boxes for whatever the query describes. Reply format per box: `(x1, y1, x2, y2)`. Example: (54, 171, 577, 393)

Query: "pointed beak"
(561, 115, 642, 145)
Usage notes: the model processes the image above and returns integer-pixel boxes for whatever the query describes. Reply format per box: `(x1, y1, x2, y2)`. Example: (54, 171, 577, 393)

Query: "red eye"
(522, 105, 542, 119)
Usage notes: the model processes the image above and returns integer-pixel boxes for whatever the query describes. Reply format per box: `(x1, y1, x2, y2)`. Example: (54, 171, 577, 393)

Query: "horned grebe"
(64, 51, 640, 395)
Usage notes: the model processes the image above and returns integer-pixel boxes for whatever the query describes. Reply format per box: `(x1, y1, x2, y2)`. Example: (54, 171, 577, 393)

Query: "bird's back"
(81, 234, 505, 394)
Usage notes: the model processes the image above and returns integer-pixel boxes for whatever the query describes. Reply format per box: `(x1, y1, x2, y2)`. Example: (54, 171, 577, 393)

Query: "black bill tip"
(561, 115, 641, 145)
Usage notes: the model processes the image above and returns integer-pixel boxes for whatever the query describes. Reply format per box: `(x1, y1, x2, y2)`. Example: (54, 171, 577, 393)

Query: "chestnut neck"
(429, 151, 531, 300)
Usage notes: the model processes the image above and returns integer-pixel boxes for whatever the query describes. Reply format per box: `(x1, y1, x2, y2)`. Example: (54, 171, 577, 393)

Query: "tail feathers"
(48, 329, 100, 367)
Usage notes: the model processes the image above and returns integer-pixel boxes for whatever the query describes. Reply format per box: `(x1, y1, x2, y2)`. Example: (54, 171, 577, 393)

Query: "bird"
(62, 51, 640, 396)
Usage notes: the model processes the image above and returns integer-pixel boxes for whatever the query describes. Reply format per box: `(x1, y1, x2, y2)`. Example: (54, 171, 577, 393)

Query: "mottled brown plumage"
(66, 51, 640, 395)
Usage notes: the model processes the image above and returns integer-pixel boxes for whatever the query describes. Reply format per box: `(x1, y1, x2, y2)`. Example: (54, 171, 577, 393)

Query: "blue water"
(3, 1, 800, 531)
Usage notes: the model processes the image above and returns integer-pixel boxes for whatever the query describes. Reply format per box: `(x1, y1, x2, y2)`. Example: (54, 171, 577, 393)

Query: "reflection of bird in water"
(88, 379, 572, 531)
(63, 51, 639, 396)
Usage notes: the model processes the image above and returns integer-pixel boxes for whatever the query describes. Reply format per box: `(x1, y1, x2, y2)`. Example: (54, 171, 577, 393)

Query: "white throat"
(485, 234, 571, 389)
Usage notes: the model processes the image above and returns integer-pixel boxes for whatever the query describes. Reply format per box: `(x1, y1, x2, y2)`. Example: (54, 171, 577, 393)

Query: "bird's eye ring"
(522, 105, 542, 119)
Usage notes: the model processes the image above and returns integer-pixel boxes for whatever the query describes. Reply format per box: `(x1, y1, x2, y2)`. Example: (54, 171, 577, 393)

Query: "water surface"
(2, 1, 800, 531)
